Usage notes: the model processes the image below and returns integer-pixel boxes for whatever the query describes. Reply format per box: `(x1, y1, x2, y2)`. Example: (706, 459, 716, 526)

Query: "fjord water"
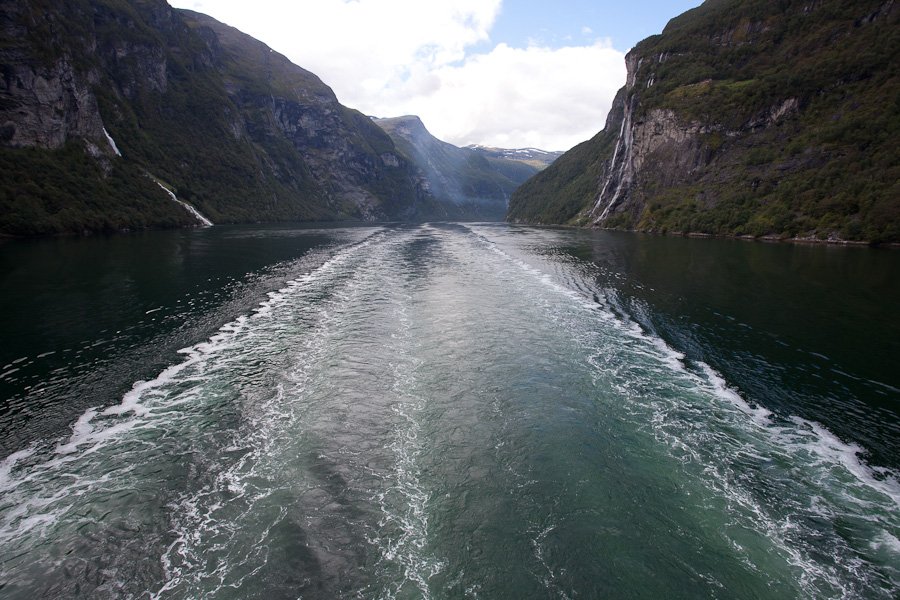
(0, 223, 898, 599)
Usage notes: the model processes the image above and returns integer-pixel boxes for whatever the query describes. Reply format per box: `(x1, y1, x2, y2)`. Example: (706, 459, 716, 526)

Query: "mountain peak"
(372, 115, 429, 138)
(372, 114, 542, 220)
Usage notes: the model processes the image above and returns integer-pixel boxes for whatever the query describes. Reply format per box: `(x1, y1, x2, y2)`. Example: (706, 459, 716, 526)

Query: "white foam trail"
(0, 230, 385, 548)
(872, 530, 900, 555)
(2, 224, 897, 598)
(55, 408, 98, 454)
(698, 361, 775, 427)
(797, 417, 900, 506)
(0, 448, 36, 489)
(470, 223, 900, 511)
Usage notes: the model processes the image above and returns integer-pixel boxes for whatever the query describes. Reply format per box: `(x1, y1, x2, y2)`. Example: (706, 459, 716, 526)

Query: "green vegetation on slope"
(635, 0, 900, 242)
(1, 0, 332, 234)
(92, 1, 333, 225)
(509, 0, 900, 243)
(1, 0, 427, 235)
(0, 141, 195, 235)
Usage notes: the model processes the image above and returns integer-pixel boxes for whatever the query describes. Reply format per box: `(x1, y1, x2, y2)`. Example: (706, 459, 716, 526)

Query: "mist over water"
(0, 223, 898, 598)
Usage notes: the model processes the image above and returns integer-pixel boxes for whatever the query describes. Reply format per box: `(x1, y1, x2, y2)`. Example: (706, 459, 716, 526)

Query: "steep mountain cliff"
(0, 0, 425, 235)
(374, 115, 541, 221)
(508, 0, 900, 243)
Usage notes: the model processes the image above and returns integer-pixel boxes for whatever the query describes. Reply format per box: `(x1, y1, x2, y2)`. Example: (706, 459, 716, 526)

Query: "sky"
(167, 0, 704, 151)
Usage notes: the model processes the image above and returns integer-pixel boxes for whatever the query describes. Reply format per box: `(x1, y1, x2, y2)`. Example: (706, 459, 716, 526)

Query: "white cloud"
(180, 0, 500, 85)
(170, 0, 626, 150)
(383, 42, 626, 151)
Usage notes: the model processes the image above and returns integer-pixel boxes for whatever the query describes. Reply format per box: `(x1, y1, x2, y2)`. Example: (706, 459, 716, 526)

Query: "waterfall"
(590, 93, 637, 223)
(155, 182, 213, 227)
(588, 118, 627, 217)
(630, 58, 644, 88)
(589, 51, 646, 224)
(103, 128, 122, 157)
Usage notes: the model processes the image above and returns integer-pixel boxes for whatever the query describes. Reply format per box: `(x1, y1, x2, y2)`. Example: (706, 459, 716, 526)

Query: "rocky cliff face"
(0, 0, 427, 235)
(0, 0, 199, 233)
(586, 57, 728, 224)
(586, 46, 803, 226)
(0, 2, 109, 154)
(0, 58, 106, 152)
(508, 0, 900, 243)
(180, 10, 425, 222)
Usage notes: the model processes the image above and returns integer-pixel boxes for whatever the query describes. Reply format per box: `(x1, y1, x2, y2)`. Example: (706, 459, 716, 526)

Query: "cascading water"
(156, 182, 214, 227)
(591, 92, 638, 223)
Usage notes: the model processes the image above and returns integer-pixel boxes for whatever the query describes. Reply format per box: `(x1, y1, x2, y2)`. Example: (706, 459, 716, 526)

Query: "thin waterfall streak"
(589, 118, 627, 217)
(631, 57, 644, 88)
(156, 182, 214, 227)
(103, 127, 122, 157)
(593, 94, 637, 223)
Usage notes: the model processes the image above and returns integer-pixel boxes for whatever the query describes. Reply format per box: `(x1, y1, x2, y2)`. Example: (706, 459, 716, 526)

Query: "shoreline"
(508, 221, 900, 249)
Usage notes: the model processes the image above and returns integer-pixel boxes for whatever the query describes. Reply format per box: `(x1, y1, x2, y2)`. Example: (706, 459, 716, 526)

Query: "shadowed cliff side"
(0, 0, 427, 235)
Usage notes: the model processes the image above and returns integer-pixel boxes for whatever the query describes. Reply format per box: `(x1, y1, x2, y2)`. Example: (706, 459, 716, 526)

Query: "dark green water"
(0, 223, 897, 598)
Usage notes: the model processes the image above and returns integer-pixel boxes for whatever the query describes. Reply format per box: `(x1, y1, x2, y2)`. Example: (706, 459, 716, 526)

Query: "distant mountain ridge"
(373, 116, 543, 221)
(466, 146, 563, 170)
(508, 0, 900, 244)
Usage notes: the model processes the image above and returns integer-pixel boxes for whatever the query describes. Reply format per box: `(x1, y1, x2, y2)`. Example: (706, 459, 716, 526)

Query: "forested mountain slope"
(508, 0, 900, 243)
(0, 0, 427, 235)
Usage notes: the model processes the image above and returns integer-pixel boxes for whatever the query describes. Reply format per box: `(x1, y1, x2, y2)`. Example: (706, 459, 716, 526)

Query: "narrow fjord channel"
(0, 223, 898, 598)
